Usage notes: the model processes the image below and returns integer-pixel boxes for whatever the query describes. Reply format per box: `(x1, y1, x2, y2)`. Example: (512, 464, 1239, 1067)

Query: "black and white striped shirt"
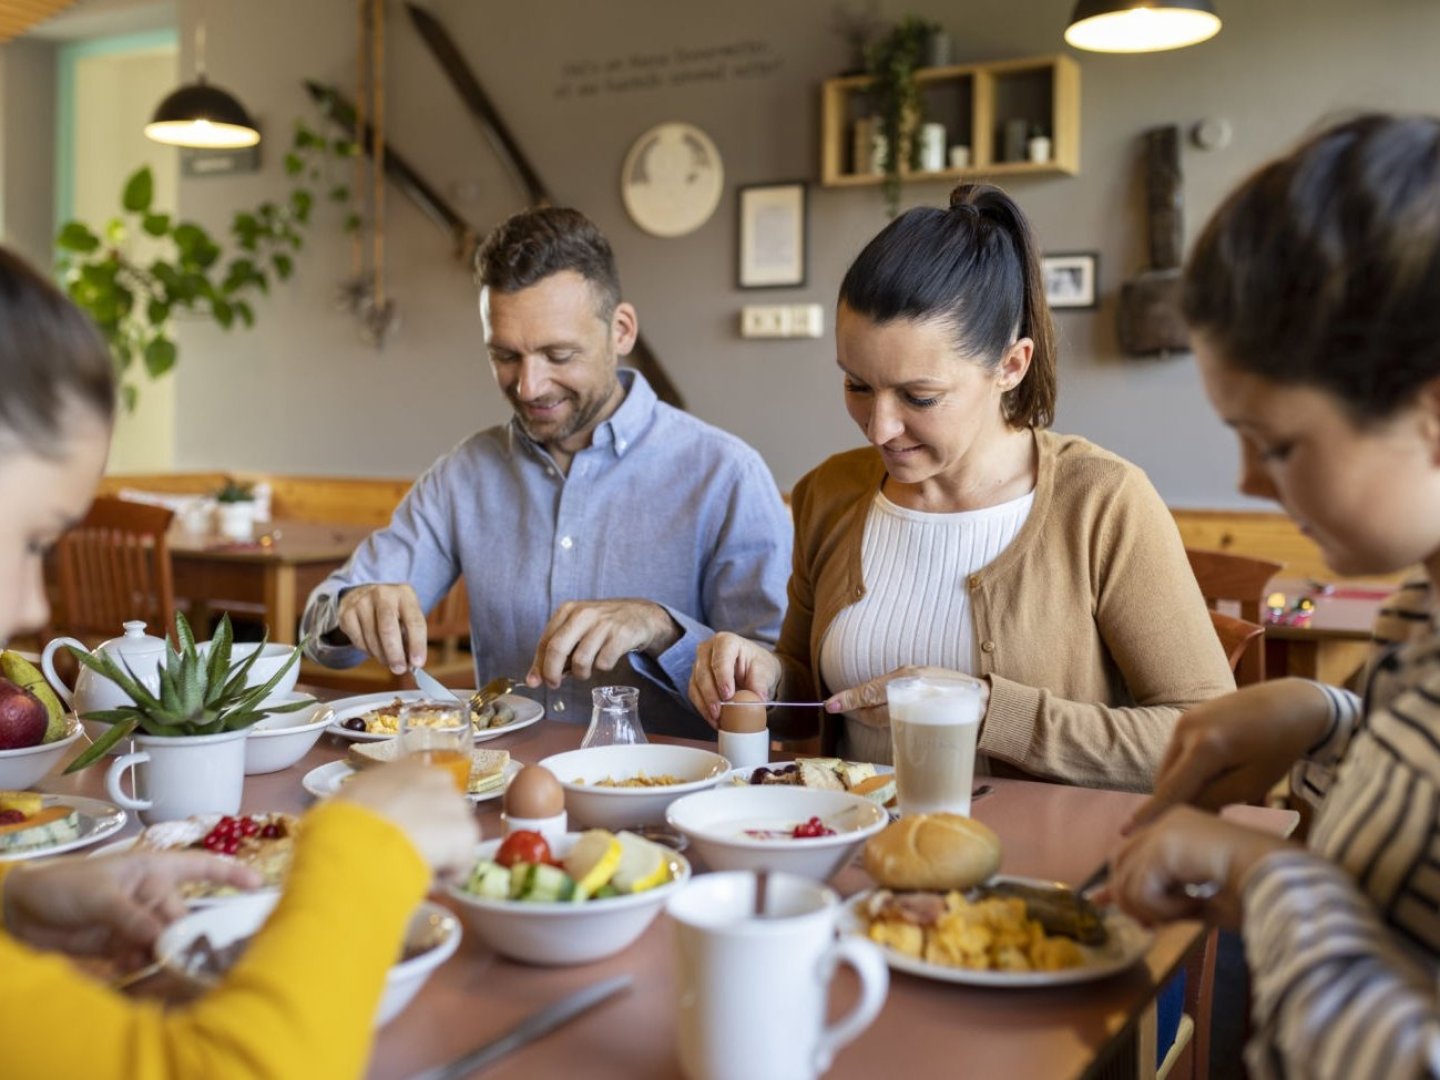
(1246, 578, 1440, 1078)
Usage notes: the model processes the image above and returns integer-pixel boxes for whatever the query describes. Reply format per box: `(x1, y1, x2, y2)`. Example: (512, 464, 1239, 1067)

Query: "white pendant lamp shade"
(1065, 0, 1221, 53)
(145, 78, 260, 148)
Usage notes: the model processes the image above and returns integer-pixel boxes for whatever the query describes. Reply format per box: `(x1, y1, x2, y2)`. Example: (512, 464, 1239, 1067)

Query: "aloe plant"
(64, 613, 308, 773)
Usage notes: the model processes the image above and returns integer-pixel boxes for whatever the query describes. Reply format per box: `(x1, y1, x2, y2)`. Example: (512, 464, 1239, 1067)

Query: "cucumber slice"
(524, 862, 575, 903)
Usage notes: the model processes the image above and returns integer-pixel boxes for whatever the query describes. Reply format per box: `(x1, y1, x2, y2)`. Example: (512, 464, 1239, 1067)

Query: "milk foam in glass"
(886, 675, 983, 816)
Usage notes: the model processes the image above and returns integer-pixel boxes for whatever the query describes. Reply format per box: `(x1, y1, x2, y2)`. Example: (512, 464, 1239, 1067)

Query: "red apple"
(0, 678, 47, 750)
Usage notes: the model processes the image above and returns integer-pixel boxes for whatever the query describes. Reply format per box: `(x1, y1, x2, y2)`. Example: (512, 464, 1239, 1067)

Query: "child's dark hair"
(0, 247, 114, 458)
(838, 183, 1057, 429)
(1184, 113, 1440, 423)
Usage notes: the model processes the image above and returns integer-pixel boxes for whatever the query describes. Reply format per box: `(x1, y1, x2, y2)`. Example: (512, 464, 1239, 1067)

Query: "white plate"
(302, 758, 522, 804)
(324, 690, 543, 743)
(840, 876, 1154, 987)
(0, 794, 127, 862)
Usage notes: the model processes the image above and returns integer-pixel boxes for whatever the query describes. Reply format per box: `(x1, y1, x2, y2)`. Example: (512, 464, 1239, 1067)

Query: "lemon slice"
(611, 831, 670, 893)
(563, 829, 623, 898)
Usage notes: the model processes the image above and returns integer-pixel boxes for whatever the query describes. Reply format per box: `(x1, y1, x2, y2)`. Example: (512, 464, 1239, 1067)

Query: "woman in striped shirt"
(1106, 113, 1440, 1079)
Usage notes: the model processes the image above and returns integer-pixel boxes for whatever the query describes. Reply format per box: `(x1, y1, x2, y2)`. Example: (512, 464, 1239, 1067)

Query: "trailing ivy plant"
(55, 123, 360, 409)
(865, 15, 938, 217)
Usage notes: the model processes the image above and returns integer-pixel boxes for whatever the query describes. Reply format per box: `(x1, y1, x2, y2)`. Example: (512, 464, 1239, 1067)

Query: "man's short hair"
(474, 207, 622, 321)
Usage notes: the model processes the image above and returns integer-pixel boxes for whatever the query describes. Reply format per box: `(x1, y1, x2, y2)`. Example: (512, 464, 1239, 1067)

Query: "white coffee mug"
(668, 872, 888, 1080)
(105, 728, 248, 825)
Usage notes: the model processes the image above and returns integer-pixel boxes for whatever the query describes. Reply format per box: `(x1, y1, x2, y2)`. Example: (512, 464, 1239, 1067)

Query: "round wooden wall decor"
(620, 122, 724, 238)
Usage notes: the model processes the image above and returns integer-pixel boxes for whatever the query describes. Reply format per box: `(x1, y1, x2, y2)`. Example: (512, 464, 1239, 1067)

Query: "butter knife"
(411, 665, 467, 707)
(407, 975, 633, 1080)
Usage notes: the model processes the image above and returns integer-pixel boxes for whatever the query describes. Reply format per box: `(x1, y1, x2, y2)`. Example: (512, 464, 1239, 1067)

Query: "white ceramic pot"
(215, 501, 255, 541)
(199, 641, 300, 698)
(42, 621, 167, 756)
(106, 727, 248, 825)
(1028, 135, 1052, 163)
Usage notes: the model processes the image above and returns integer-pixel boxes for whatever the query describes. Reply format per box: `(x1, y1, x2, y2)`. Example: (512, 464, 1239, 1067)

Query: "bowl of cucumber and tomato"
(445, 828, 690, 965)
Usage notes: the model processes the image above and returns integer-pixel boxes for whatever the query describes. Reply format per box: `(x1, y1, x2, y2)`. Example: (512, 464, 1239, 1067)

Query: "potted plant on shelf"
(213, 478, 257, 540)
(63, 614, 307, 821)
(865, 15, 939, 216)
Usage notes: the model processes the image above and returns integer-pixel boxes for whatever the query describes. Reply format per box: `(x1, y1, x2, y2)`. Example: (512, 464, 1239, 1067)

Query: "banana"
(0, 651, 67, 742)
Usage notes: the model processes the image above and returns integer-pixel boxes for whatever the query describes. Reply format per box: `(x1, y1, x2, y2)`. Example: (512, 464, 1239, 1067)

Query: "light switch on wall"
(739, 304, 824, 339)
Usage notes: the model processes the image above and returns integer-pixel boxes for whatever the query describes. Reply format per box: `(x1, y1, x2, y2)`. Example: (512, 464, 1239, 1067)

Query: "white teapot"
(42, 619, 167, 718)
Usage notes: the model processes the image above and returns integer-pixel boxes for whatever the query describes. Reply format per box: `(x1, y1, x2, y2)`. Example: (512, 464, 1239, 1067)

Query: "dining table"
(37, 706, 1297, 1080)
(1263, 577, 1389, 685)
(168, 520, 374, 644)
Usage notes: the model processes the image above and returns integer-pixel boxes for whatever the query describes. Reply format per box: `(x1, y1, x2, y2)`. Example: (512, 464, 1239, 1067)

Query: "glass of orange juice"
(398, 700, 472, 794)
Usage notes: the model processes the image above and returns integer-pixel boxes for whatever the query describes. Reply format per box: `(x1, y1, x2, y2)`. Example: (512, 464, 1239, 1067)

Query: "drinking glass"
(886, 675, 983, 817)
(398, 700, 472, 793)
(581, 685, 647, 748)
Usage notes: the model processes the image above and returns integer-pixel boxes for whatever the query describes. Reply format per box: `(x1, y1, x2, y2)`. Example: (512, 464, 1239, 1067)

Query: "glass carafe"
(580, 685, 647, 748)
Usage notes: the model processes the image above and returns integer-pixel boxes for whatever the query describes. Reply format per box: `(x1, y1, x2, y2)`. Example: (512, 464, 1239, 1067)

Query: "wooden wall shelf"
(821, 54, 1080, 188)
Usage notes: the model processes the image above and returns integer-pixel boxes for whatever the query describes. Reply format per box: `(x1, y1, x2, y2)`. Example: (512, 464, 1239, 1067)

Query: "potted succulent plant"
(65, 612, 306, 761)
(213, 477, 257, 540)
(865, 15, 940, 216)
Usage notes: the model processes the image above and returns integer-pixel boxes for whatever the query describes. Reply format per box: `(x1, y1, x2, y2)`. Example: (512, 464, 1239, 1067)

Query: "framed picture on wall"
(737, 181, 807, 289)
(1042, 252, 1099, 309)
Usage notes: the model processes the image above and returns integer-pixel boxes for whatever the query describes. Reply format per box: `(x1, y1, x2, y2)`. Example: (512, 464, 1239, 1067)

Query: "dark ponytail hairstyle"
(838, 183, 1057, 429)
(0, 246, 115, 459)
(1184, 113, 1440, 424)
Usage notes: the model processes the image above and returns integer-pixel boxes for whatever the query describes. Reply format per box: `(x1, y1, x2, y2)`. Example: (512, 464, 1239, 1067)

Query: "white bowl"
(538, 744, 731, 829)
(666, 786, 888, 882)
(199, 642, 301, 698)
(157, 891, 460, 1026)
(0, 720, 82, 789)
(243, 694, 333, 775)
(446, 832, 690, 966)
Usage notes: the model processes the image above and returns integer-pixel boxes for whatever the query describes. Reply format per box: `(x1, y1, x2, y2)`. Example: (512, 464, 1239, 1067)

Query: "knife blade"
(411, 666, 466, 707)
(407, 975, 634, 1080)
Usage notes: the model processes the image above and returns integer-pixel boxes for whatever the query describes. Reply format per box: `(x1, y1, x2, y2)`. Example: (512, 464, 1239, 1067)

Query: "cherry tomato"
(496, 830, 552, 868)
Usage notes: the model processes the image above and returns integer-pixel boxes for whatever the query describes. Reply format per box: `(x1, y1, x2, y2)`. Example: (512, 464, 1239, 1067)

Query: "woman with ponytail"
(690, 184, 1232, 791)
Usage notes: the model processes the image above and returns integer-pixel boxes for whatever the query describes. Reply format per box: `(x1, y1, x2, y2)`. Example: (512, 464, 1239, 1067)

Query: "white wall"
(91, 0, 1440, 503)
(71, 44, 179, 471)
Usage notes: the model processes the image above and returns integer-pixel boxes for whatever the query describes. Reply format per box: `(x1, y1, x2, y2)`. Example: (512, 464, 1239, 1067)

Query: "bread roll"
(862, 813, 1001, 891)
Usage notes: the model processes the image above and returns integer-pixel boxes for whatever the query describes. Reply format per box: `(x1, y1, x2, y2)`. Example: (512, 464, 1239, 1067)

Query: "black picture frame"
(1041, 252, 1099, 310)
(737, 181, 808, 289)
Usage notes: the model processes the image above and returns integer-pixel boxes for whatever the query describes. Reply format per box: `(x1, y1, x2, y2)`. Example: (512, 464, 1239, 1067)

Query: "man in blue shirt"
(302, 207, 792, 737)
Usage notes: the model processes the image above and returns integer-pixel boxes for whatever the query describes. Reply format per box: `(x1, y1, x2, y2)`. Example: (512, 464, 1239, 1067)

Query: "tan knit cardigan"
(775, 430, 1236, 792)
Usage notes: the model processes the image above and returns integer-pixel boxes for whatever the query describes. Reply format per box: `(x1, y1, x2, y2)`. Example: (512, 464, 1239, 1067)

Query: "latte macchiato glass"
(886, 675, 983, 817)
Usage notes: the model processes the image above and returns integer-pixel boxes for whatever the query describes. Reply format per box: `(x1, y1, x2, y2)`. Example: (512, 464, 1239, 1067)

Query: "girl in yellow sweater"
(0, 245, 479, 1077)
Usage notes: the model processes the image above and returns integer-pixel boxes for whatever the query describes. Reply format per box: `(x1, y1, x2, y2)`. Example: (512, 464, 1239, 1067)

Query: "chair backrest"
(1186, 547, 1283, 684)
(51, 496, 176, 642)
(1208, 610, 1267, 686)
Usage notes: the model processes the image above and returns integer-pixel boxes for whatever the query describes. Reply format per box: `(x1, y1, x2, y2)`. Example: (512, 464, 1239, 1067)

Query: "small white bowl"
(243, 694, 333, 775)
(0, 720, 82, 789)
(200, 642, 301, 698)
(446, 832, 690, 966)
(157, 892, 460, 1026)
(666, 786, 888, 882)
(538, 744, 731, 829)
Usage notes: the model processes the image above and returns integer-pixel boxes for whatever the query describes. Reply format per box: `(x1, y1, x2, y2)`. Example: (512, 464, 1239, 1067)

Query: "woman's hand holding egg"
(688, 632, 783, 727)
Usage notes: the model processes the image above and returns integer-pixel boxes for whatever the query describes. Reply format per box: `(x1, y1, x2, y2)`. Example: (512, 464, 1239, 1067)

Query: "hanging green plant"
(55, 122, 361, 410)
(865, 15, 938, 217)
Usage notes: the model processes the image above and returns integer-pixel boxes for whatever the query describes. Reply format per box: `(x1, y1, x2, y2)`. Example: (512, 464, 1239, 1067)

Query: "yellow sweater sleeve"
(2, 799, 429, 1080)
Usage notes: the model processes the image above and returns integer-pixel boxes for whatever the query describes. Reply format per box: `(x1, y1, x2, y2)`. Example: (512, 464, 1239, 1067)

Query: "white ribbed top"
(818, 489, 1033, 761)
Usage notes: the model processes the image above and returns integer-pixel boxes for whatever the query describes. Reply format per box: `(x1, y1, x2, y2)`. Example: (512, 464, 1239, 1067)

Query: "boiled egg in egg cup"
(502, 764, 567, 844)
(717, 688, 769, 772)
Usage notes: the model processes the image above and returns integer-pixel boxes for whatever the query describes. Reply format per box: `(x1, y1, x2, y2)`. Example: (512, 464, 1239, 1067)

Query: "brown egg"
(504, 764, 566, 818)
(720, 688, 768, 734)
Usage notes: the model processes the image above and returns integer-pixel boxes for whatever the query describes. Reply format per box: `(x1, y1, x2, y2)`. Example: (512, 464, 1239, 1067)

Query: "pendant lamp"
(1065, 0, 1221, 54)
(144, 16, 259, 148)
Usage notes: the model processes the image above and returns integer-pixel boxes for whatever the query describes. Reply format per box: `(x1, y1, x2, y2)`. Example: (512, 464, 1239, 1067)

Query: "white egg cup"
(718, 728, 769, 772)
(501, 809, 567, 844)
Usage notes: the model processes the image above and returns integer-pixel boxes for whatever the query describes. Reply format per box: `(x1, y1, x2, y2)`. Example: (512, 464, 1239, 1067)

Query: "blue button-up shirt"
(302, 370, 792, 739)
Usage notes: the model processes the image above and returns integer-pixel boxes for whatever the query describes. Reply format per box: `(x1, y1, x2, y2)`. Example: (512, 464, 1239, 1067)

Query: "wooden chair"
(299, 578, 474, 693)
(1208, 610, 1267, 687)
(47, 496, 177, 645)
(1186, 547, 1283, 685)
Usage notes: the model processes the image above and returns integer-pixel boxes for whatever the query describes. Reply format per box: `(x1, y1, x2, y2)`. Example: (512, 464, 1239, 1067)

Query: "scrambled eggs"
(867, 893, 1084, 972)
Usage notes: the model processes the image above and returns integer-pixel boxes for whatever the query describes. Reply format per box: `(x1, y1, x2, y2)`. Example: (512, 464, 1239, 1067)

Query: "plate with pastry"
(840, 812, 1153, 987)
(728, 757, 897, 807)
(0, 791, 126, 861)
(325, 690, 543, 743)
(303, 745, 518, 803)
